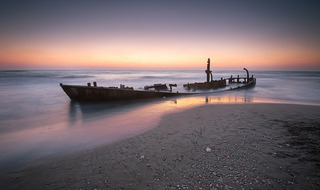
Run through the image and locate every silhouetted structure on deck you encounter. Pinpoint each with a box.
[228,68,255,84]
[183,58,227,90]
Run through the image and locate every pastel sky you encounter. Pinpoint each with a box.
[1,0,319,70]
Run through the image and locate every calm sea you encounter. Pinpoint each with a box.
[0,69,319,173]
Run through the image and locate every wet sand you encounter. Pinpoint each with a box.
[1,103,320,189]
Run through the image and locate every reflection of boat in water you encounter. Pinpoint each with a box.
[60,58,256,102]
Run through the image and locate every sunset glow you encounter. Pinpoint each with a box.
[1,1,319,70]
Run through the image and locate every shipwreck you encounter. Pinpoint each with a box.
[60,58,256,102]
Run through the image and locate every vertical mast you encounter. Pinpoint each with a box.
[205,58,212,83]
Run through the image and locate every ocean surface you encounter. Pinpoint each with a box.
[0,69,320,173]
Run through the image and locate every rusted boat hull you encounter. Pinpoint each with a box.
[183,79,227,90]
[229,78,256,90]
[60,84,188,102]
[60,79,255,102]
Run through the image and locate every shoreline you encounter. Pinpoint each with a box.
[1,103,320,189]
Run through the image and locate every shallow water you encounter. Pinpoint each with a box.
[0,69,319,173]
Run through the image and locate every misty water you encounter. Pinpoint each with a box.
[0,69,319,173]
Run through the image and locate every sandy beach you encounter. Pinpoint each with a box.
[1,103,319,189]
